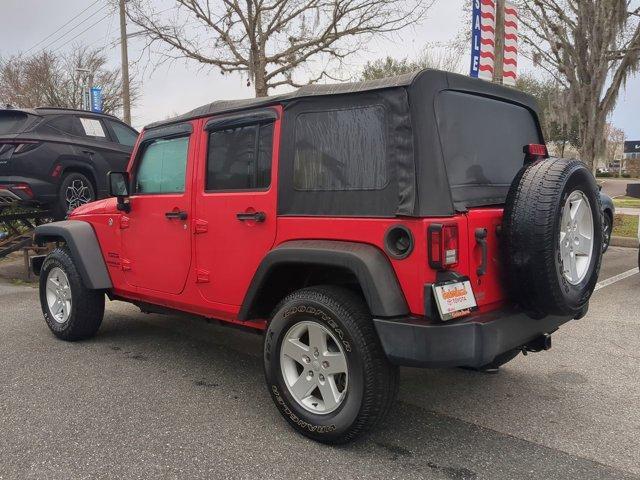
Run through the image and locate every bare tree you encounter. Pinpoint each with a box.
[0,47,139,119]
[516,0,640,171]
[126,0,430,97]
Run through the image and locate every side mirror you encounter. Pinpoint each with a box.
[108,171,131,213]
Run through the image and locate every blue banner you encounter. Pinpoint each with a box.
[90,87,103,113]
[470,0,482,78]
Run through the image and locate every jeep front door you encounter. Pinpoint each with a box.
[121,126,194,295]
[193,108,280,307]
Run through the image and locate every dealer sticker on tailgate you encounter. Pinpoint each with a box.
[432,279,478,321]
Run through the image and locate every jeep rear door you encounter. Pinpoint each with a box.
[193,107,280,307]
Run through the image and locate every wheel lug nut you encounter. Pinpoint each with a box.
[303,355,310,364]
[319,374,325,382]
[322,361,329,369]
[313,348,319,358]
[308,371,314,378]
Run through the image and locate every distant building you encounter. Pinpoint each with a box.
[625,141,640,159]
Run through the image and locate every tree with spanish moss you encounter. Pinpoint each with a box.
[516,0,640,171]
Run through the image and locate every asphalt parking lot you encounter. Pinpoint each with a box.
[1,247,639,480]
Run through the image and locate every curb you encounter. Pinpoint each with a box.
[610,236,639,248]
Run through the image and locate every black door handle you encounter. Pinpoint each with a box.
[165,210,188,220]
[236,211,266,223]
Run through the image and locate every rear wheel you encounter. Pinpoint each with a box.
[39,247,104,341]
[264,286,398,444]
[55,172,95,218]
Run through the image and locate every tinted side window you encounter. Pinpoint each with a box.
[108,120,138,147]
[206,122,273,191]
[293,106,387,191]
[135,136,189,194]
[47,116,84,136]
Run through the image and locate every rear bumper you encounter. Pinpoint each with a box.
[0,187,20,207]
[373,308,574,368]
[0,176,57,206]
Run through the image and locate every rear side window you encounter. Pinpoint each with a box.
[0,111,31,134]
[293,106,387,191]
[47,115,83,136]
[206,122,273,191]
[437,91,541,207]
[135,136,189,194]
[108,120,138,147]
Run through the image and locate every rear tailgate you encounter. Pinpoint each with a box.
[464,208,506,311]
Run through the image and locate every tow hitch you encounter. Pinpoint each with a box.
[522,334,552,355]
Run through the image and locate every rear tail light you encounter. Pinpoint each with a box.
[10,183,34,198]
[428,223,459,270]
[524,143,548,162]
[0,140,40,157]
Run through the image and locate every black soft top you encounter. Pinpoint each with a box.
[146,70,543,217]
[147,70,537,129]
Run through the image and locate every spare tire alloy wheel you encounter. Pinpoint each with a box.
[502,159,603,318]
[559,191,594,285]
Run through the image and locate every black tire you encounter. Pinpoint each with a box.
[502,159,603,318]
[602,211,612,253]
[55,172,96,219]
[39,247,104,341]
[264,286,398,444]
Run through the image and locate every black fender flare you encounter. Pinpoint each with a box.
[238,240,409,320]
[34,220,112,290]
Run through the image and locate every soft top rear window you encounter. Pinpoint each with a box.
[436,91,541,210]
[0,111,32,135]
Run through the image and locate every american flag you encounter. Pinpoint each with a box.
[502,2,519,86]
[478,0,497,81]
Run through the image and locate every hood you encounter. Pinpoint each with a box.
[69,197,118,216]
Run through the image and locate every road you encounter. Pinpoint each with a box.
[1,248,639,480]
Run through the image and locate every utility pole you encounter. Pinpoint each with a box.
[119,0,132,125]
[493,0,505,85]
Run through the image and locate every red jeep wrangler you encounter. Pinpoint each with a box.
[33,70,603,444]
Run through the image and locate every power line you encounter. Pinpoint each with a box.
[24,0,102,54]
[51,11,113,54]
[43,4,110,54]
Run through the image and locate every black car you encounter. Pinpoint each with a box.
[0,108,138,217]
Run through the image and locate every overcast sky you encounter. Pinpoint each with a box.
[1,0,638,139]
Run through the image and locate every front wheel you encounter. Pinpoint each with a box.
[39,247,105,341]
[264,286,398,444]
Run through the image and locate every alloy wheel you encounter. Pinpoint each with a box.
[45,267,72,324]
[280,321,349,415]
[65,179,93,212]
[559,190,594,285]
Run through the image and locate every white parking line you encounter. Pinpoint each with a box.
[594,268,640,291]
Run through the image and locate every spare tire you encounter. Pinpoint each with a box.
[502,159,603,318]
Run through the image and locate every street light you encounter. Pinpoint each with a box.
[75,68,92,111]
